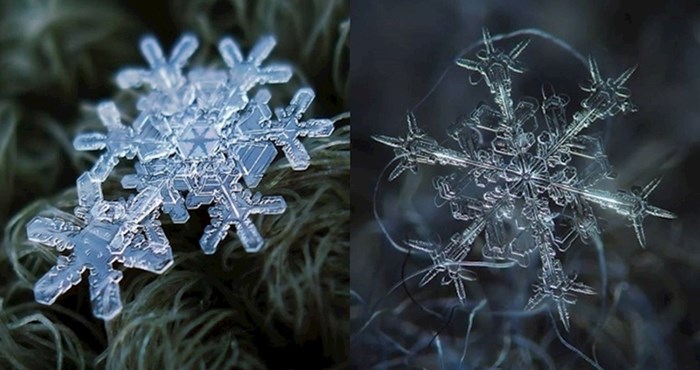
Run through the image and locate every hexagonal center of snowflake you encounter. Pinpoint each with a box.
[177,122,221,159]
[504,153,549,196]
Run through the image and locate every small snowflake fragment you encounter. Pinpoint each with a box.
[27,33,333,320]
[373,29,675,330]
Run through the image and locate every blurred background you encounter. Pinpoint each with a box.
[0,0,348,369]
[351,0,700,368]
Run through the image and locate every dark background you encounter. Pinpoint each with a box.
[351,0,700,368]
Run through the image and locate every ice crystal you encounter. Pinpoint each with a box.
[27,34,333,319]
[373,29,675,331]
[28,174,172,320]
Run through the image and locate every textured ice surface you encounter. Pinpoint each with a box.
[28,34,333,320]
[373,29,674,330]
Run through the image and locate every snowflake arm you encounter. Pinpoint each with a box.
[524,251,596,331]
[116,33,198,91]
[200,189,287,254]
[372,112,425,180]
[74,102,176,181]
[76,172,103,211]
[73,102,135,181]
[371,113,507,179]
[571,177,676,247]
[120,211,174,274]
[406,204,494,304]
[232,88,334,171]
[26,217,79,254]
[543,57,637,159]
[166,156,287,254]
[218,36,293,99]
[269,88,335,170]
[407,229,479,304]
[456,29,529,121]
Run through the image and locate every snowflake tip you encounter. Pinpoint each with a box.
[641,176,662,197]
[139,35,167,67]
[371,134,402,149]
[73,132,106,152]
[97,101,122,130]
[615,64,637,87]
[588,56,602,83]
[418,267,441,287]
[117,33,198,90]
[26,217,76,251]
[634,222,648,249]
[115,69,143,90]
[169,33,199,67]
[509,38,531,59]
[218,35,292,85]
[406,111,424,136]
[76,172,103,209]
[287,88,315,116]
[89,269,124,320]
[34,264,77,305]
[371,133,416,181]
[455,57,480,72]
[557,301,571,331]
[481,28,494,52]
[218,37,245,66]
[390,162,416,182]
[248,35,277,65]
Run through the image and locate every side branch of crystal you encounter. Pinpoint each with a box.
[27,33,333,320]
[373,28,674,330]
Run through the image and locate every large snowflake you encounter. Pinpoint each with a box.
[27,34,334,320]
[373,29,674,330]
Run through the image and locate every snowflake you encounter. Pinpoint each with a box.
[373,29,675,331]
[27,174,172,320]
[27,34,334,319]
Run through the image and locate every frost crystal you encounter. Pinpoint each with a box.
[27,34,333,319]
[373,29,674,331]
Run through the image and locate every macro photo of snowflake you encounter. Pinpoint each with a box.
[373,28,675,331]
[8,0,700,369]
[348,4,700,366]
[25,33,335,320]
[0,1,351,368]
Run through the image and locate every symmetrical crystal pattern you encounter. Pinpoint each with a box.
[373,29,674,330]
[27,34,334,320]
